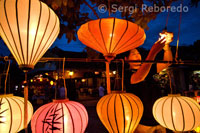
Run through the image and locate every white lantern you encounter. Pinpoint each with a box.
[0,0,60,69]
[0,94,33,133]
[153,94,200,132]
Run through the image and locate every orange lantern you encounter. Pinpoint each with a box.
[31,99,88,133]
[78,18,146,93]
[97,91,144,133]
[0,94,33,133]
[153,94,200,132]
[0,0,60,70]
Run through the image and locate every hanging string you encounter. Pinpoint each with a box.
[175,0,183,61]
[121,59,124,92]
[165,9,170,29]
[4,56,10,94]
[62,58,68,99]
[108,0,111,16]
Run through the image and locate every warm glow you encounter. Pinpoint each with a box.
[0,94,33,133]
[0,0,60,69]
[159,31,173,44]
[97,92,143,132]
[30,79,33,82]
[31,99,88,133]
[69,71,74,76]
[82,79,86,82]
[50,81,54,86]
[113,71,116,75]
[78,18,146,57]
[153,94,200,132]
[195,126,200,133]
[40,78,43,82]
[95,71,99,75]
[45,73,49,76]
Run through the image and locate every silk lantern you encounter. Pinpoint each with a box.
[78,18,146,93]
[97,91,144,133]
[153,94,200,132]
[0,94,33,133]
[31,99,88,133]
[0,0,60,70]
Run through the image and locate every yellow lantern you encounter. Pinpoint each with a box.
[0,94,33,133]
[0,0,60,70]
[97,91,144,133]
[153,94,200,132]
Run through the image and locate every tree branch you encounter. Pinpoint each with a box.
[83,0,99,19]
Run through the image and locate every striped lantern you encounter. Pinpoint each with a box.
[96,91,144,133]
[0,94,33,133]
[0,0,60,69]
[153,94,200,132]
[31,99,88,133]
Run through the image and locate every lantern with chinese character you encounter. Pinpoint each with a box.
[153,94,200,132]
[78,18,145,93]
[97,91,143,133]
[0,94,33,133]
[31,99,88,133]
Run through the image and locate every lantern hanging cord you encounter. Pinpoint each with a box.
[108,0,111,16]
[175,0,183,61]
[121,59,124,92]
[165,9,170,29]
[63,57,68,99]
[4,56,10,94]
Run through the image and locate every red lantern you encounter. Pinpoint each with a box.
[31,99,88,133]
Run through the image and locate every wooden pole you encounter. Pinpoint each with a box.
[106,61,111,94]
[24,71,28,133]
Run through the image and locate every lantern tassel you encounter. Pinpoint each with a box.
[106,61,111,94]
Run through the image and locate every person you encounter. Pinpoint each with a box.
[98,83,105,97]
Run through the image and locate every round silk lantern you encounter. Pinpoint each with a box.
[0,94,33,133]
[0,0,60,70]
[97,91,144,133]
[153,94,200,132]
[31,99,88,133]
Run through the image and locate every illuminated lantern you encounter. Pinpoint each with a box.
[0,94,33,133]
[0,0,60,70]
[153,94,200,132]
[78,18,145,93]
[97,92,143,132]
[31,99,88,133]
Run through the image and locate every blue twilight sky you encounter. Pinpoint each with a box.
[52,0,200,52]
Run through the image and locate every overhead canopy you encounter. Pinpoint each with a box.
[78,17,146,58]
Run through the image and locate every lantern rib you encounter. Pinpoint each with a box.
[161,98,169,129]
[3,0,23,64]
[27,0,31,64]
[108,18,116,53]
[115,32,144,54]
[10,97,23,132]
[114,94,120,133]
[68,102,83,133]
[122,94,133,133]
[106,94,115,132]
[113,26,139,54]
[31,11,58,65]
[34,27,59,66]
[175,97,185,131]
[30,5,51,65]
[5,98,13,133]
[64,103,75,133]
[0,24,21,64]
[99,19,108,54]
[111,20,128,54]
[180,97,196,130]
[171,97,176,131]
[125,94,140,131]
[119,94,125,133]
[15,0,26,64]
[72,102,88,128]
[88,21,105,53]
[29,2,42,65]
[39,104,55,133]
[60,103,65,133]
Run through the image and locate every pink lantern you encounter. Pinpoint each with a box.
[31,99,88,133]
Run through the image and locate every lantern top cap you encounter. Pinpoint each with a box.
[0,94,13,98]
[53,99,69,103]
[167,94,181,97]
